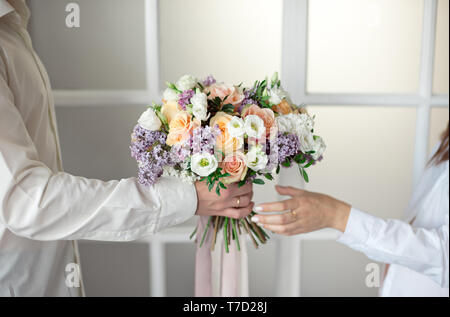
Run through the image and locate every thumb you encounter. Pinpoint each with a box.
[275,185,305,197]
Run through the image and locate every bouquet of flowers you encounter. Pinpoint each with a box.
[130,73,326,252]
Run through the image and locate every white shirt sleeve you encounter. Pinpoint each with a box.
[337,208,449,288]
[0,63,198,242]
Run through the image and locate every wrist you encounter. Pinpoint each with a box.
[327,198,351,232]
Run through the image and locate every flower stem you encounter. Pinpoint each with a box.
[231,219,241,251]
[224,217,230,253]
[199,217,211,248]
[211,216,220,252]
[241,219,259,249]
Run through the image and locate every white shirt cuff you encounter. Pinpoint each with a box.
[154,177,198,232]
[336,207,376,248]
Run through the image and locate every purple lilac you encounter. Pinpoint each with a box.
[277,132,300,164]
[203,75,216,87]
[239,88,256,113]
[130,125,175,186]
[191,126,221,155]
[178,89,195,110]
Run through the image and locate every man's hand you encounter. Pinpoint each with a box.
[251,185,351,235]
[195,181,254,219]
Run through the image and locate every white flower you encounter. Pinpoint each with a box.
[176,74,197,91]
[276,114,295,134]
[268,87,289,105]
[297,113,314,132]
[191,91,209,121]
[246,145,269,171]
[163,88,179,102]
[191,152,218,177]
[244,115,266,139]
[227,117,245,138]
[138,108,162,131]
[276,113,315,135]
[311,136,326,160]
[297,128,315,154]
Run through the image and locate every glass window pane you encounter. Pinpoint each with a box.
[307,0,423,94]
[433,0,449,95]
[29,0,147,90]
[429,107,449,155]
[55,105,147,180]
[159,0,282,86]
[302,106,416,220]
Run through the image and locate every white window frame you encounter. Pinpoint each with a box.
[52,0,449,297]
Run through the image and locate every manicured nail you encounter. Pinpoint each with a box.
[251,216,259,223]
[254,206,263,212]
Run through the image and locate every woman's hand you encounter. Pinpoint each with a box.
[195,181,254,219]
[251,185,351,235]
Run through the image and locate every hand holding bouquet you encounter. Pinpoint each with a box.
[131,73,326,252]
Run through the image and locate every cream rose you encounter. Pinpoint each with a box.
[272,99,293,115]
[166,111,200,146]
[220,151,248,184]
[210,112,243,155]
[161,100,181,124]
[206,83,245,111]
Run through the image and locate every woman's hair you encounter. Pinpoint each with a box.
[429,122,449,166]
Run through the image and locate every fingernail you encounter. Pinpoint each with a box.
[251,216,259,223]
[254,206,263,212]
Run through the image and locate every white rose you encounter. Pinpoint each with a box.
[163,88,179,102]
[191,152,218,177]
[138,108,162,131]
[176,74,197,91]
[311,136,326,160]
[268,87,289,105]
[244,115,266,139]
[297,128,315,154]
[246,145,269,171]
[297,113,314,132]
[227,117,245,138]
[191,92,208,121]
[276,114,295,134]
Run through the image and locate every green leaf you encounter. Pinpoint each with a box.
[276,165,281,174]
[303,160,314,169]
[281,159,291,168]
[238,180,246,188]
[294,153,305,164]
[299,167,310,183]
[252,179,265,185]
[219,182,227,189]
[264,173,274,181]
[222,104,235,113]
[215,185,221,196]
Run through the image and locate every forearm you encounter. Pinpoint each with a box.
[337,208,449,287]
[1,166,197,241]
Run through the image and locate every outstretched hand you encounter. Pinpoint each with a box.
[251,185,351,235]
[195,181,254,219]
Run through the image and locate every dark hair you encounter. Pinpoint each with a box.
[429,122,449,166]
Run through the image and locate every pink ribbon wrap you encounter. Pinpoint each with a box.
[195,216,249,297]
